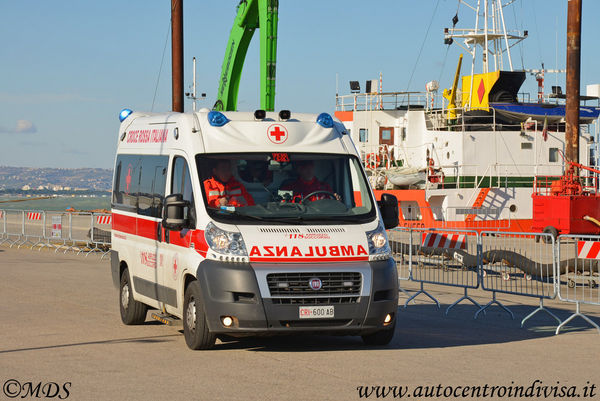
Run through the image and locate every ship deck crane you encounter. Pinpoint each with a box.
[213,0,279,112]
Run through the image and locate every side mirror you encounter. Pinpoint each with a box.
[163,194,189,231]
[377,193,399,230]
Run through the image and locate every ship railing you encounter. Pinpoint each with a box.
[533,174,599,196]
[336,91,440,112]
[425,107,526,133]
[432,163,557,191]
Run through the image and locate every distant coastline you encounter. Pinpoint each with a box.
[0,195,111,212]
[0,166,112,193]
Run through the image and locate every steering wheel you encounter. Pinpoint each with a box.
[301,190,337,204]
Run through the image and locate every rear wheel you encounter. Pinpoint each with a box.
[183,280,216,350]
[362,320,396,346]
[119,268,147,325]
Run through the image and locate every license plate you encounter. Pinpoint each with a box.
[299,305,334,319]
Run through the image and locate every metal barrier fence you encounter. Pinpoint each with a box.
[0,209,112,259]
[407,228,481,315]
[388,227,412,298]
[479,231,559,325]
[556,234,600,335]
[0,210,6,243]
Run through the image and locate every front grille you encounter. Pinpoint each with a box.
[267,272,362,297]
[271,297,359,305]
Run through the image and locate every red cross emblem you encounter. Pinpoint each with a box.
[173,255,179,279]
[267,124,288,144]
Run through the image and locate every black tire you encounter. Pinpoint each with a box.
[183,280,216,350]
[119,268,147,325]
[361,319,396,346]
[542,226,558,244]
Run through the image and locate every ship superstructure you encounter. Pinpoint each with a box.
[335,0,600,233]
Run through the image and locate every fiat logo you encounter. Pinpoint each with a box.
[309,278,322,290]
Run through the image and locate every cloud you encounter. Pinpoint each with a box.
[0,119,37,134]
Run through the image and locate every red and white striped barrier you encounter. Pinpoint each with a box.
[421,232,467,250]
[27,212,42,221]
[577,241,600,260]
[96,215,112,225]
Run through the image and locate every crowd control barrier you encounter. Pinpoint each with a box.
[406,228,482,315]
[479,231,559,326]
[388,227,412,297]
[555,234,600,335]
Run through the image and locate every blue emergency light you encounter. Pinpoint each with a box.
[316,112,333,128]
[208,111,229,127]
[119,108,133,122]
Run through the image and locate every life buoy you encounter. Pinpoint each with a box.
[366,153,380,169]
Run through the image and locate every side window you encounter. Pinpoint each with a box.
[171,156,195,224]
[112,154,140,211]
[138,156,168,218]
[549,148,559,163]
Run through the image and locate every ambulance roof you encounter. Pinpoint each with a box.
[117,110,356,156]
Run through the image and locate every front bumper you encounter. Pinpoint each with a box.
[195,258,398,335]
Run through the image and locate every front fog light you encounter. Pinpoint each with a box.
[221,316,234,327]
[384,313,392,324]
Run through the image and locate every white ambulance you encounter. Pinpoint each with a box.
[110,108,400,350]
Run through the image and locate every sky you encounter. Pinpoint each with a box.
[2,0,600,169]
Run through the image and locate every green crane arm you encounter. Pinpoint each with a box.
[213,0,278,112]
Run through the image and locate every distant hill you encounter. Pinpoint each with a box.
[0,166,113,191]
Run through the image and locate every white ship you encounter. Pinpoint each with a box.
[335,0,600,234]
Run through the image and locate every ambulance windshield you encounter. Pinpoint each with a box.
[197,153,376,224]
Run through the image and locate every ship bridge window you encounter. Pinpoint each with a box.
[549,148,559,163]
[359,129,368,142]
[379,127,394,145]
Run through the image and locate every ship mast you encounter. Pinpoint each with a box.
[444,0,527,107]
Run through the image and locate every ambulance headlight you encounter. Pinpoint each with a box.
[205,222,248,258]
[316,112,334,128]
[119,108,133,122]
[208,111,229,127]
[366,223,391,260]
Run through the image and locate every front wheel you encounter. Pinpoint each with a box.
[119,268,147,325]
[362,320,396,346]
[183,281,216,350]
